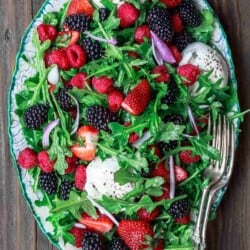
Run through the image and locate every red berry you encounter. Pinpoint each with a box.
[176,213,190,224]
[44,49,71,70]
[37,24,58,43]
[124,122,140,144]
[150,162,168,179]
[154,183,170,201]
[154,239,165,250]
[17,148,38,169]
[160,0,182,8]
[128,51,140,59]
[69,227,85,248]
[68,72,89,89]
[179,150,201,164]
[65,155,78,174]
[108,89,124,112]
[66,44,87,68]
[74,165,87,190]
[58,30,80,45]
[169,45,182,64]
[171,13,184,33]
[152,65,170,83]
[134,25,151,44]
[137,207,161,222]
[178,64,200,86]
[67,0,94,18]
[37,151,54,173]
[117,3,140,28]
[92,76,114,94]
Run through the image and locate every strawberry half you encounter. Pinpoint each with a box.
[79,213,113,233]
[37,24,58,43]
[150,162,168,179]
[122,79,151,115]
[179,150,201,164]
[118,220,154,250]
[67,0,94,18]
[57,30,80,46]
[165,165,188,183]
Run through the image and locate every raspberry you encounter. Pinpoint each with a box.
[37,151,54,173]
[179,150,201,164]
[134,25,151,44]
[171,13,184,33]
[108,89,124,113]
[68,72,89,89]
[69,227,85,248]
[44,49,71,70]
[117,3,139,28]
[178,64,200,86]
[17,148,38,169]
[66,44,87,68]
[152,65,170,83]
[74,165,87,190]
[92,76,114,94]
[160,0,182,8]
[37,24,58,43]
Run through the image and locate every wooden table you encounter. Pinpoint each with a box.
[0,0,249,249]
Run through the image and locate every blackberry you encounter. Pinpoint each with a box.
[39,172,58,195]
[178,0,202,27]
[164,114,185,125]
[172,31,193,51]
[158,140,178,152]
[99,8,110,22]
[162,81,179,105]
[147,6,173,42]
[56,86,75,111]
[168,192,189,219]
[82,231,104,250]
[86,105,118,131]
[60,179,73,200]
[23,104,49,129]
[111,238,129,250]
[64,14,90,32]
[80,38,105,61]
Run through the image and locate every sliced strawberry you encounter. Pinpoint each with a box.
[68,72,89,89]
[118,220,154,250]
[66,44,87,68]
[179,150,201,164]
[79,213,113,233]
[137,207,161,222]
[37,24,58,43]
[44,49,71,70]
[122,79,151,115]
[92,76,114,94]
[134,25,151,44]
[67,0,94,18]
[117,3,140,28]
[71,144,97,162]
[150,162,168,179]
[74,165,87,190]
[57,30,80,46]
[160,0,182,8]
[77,125,99,143]
[69,227,85,247]
[108,89,124,113]
[176,213,190,224]
[165,165,188,183]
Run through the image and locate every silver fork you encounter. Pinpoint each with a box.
[199,119,235,250]
[193,115,228,245]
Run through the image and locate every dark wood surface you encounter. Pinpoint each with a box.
[0,0,249,249]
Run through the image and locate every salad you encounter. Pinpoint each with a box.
[13,0,240,249]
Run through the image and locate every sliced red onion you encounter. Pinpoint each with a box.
[150,31,176,64]
[188,105,200,138]
[42,119,60,148]
[169,156,175,199]
[199,105,210,109]
[133,131,152,149]
[84,31,118,45]
[74,223,86,229]
[151,38,164,65]
[70,95,80,135]
[87,195,119,226]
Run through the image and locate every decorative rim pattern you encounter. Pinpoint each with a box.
[7,0,240,249]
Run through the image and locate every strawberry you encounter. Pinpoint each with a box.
[137,207,161,222]
[124,122,140,144]
[177,64,200,86]
[118,220,154,250]
[37,24,58,43]
[65,155,78,174]
[166,165,188,182]
[176,213,190,224]
[44,49,71,70]
[122,79,151,115]
[68,72,89,89]
[148,145,162,158]
[17,148,38,169]
[79,213,113,233]
[150,162,168,179]
[71,125,99,161]
[179,150,201,164]
[37,151,54,173]
[154,239,164,250]
[74,165,87,190]
[66,44,87,68]
[69,227,85,247]
[169,45,182,64]
[160,0,182,8]
[154,183,170,201]
[171,13,184,33]
[92,76,114,94]
[134,25,151,44]
[117,3,140,28]
[67,0,94,18]
[57,30,80,46]
[152,65,170,83]
[108,89,124,112]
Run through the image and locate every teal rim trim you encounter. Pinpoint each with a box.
[7,0,241,249]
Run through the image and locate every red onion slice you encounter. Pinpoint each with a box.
[84,31,118,45]
[169,156,175,199]
[151,31,176,64]
[133,130,152,149]
[87,196,119,226]
[42,119,60,148]
[70,95,80,135]
[152,38,164,65]
[188,105,200,138]
[74,223,86,229]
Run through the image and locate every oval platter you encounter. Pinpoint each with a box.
[8,0,240,249]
